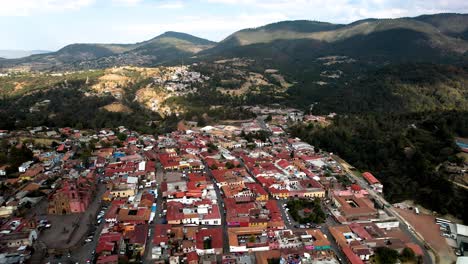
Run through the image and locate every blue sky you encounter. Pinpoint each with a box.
[1,0,467,50]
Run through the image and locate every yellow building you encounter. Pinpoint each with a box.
[110,187,135,198]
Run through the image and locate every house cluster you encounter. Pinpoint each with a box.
[147,122,351,263]
[0,114,428,264]
[0,217,38,263]
[152,224,224,262]
[153,66,209,95]
[162,171,221,227]
[95,197,153,263]
[0,126,159,263]
[241,106,337,128]
[329,223,424,264]
[0,127,102,262]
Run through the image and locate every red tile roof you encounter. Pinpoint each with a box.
[166,202,184,222]
[204,204,221,220]
[348,223,372,240]
[97,255,118,264]
[153,224,171,245]
[96,233,122,254]
[362,172,380,185]
[405,243,424,256]
[186,251,199,263]
[276,159,290,169]
[196,228,223,250]
[245,183,268,196]
[129,224,148,245]
[351,184,362,192]
[342,246,365,264]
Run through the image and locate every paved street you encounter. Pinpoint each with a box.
[203,163,230,254]
[144,162,165,262]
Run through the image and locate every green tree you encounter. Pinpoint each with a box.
[226,162,235,169]
[400,247,416,262]
[375,247,399,264]
[117,133,127,141]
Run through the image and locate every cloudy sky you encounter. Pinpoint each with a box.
[1,0,467,50]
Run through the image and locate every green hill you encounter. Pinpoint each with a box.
[413,13,468,40]
[205,14,468,64]
[0,32,216,71]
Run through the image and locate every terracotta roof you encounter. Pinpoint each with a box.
[129,224,148,245]
[342,246,365,264]
[186,251,199,263]
[117,208,151,223]
[153,224,171,245]
[348,223,372,240]
[362,172,380,185]
[97,255,118,264]
[351,184,362,192]
[196,228,223,250]
[405,242,424,256]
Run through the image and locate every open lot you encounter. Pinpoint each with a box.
[395,208,456,264]
[37,184,105,253]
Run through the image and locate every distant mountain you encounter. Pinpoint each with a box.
[84,31,216,68]
[413,13,468,40]
[0,50,51,59]
[204,14,468,64]
[0,32,216,70]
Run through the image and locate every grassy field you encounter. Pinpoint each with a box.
[18,137,58,146]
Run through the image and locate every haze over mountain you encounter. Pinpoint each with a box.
[0,31,216,70]
[0,50,51,59]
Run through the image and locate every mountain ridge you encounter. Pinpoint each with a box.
[0,31,217,70]
[1,13,467,71]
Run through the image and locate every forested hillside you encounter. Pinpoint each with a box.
[290,112,468,222]
[287,63,468,113]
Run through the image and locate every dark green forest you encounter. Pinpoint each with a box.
[290,111,468,223]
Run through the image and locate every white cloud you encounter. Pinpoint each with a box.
[204,0,468,23]
[115,12,289,41]
[111,0,184,8]
[0,0,94,16]
[111,0,143,6]
[158,2,185,9]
